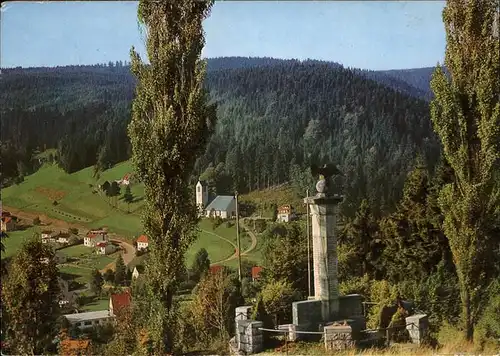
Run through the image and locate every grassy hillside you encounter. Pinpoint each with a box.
[1,161,260,267]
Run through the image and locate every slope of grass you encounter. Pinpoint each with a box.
[0,227,38,259]
[2,159,268,267]
[2,162,145,234]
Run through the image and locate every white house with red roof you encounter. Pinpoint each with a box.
[136,235,149,251]
[95,241,115,255]
[116,173,132,186]
[84,229,108,247]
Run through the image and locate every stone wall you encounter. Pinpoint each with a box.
[237,320,263,354]
[324,324,355,351]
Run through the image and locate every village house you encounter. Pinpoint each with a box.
[84,229,108,247]
[56,231,73,244]
[95,241,115,255]
[132,265,145,279]
[251,266,263,282]
[63,310,113,330]
[41,230,56,243]
[116,173,132,186]
[109,290,132,317]
[1,212,16,232]
[277,205,295,222]
[136,235,149,251]
[62,290,131,331]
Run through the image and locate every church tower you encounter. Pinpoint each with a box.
[195,180,208,214]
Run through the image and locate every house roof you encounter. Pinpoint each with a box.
[137,235,148,243]
[110,290,131,311]
[205,195,235,212]
[1,211,11,218]
[209,265,223,274]
[96,242,107,247]
[57,232,71,238]
[41,230,53,234]
[251,266,263,279]
[63,310,111,323]
[197,180,207,187]
[59,339,90,352]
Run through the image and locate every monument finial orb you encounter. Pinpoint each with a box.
[310,163,342,195]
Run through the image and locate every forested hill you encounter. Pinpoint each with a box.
[0,57,441,216]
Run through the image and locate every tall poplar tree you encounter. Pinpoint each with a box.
[430,0,500,340]
[128,1,217,353]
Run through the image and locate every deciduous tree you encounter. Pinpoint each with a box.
[127,1,217,351]
[430,0,500,340]
[1,236,61,354]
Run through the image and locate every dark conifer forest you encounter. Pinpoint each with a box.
[1,57,441,216]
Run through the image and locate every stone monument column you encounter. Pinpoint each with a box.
[305,164,343,322]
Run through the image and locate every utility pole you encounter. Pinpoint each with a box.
[235,191,242,285]
[306,188,311,297]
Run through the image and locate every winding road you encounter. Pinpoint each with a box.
[203,218,258,265]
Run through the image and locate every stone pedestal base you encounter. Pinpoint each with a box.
[324,324,355,351]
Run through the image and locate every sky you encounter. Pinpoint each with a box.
[1,1,446,71]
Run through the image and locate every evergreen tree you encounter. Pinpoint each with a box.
[90,269,104,295]
[114,254,126,286]
[430,0,500,340]
[128,1,216,352]
[381,159,453,283]
[1,236,61,354]
[122,185,134,213]
[344,199,383,279]
[191,248,210,282]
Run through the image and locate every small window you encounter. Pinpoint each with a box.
[197,186,201,192]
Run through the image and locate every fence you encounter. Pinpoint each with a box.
[236,322,419,355]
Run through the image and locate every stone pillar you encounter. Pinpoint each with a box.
[304,194,343,322]
[405,314,429,345]
[237,320,263,354]
[235,306,252,347]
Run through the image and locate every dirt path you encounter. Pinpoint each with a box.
[240,219,258,256]
[202,219,259,265]
[3,205,136,271]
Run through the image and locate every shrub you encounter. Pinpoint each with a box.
[52,200,58,206]
[33,216,41,226]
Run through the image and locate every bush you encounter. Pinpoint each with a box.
[474,280,500,351]
[33,216,41,226]
[52,200,58,206]
[225,221,234,228]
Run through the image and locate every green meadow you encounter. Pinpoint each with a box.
[2,161,263,268]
